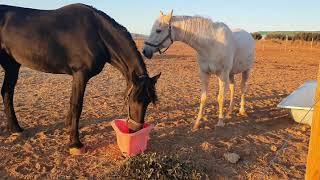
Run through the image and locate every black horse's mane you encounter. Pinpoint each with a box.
[134,78,158,104]
[84,4,144,65]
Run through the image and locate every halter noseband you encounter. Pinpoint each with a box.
[125,74,148,130]
[144,25,173,54]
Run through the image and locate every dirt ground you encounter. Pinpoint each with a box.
[0,40,319,179]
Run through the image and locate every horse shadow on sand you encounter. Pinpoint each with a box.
[143,91,298,178]
[0,89,300,178]
[149,54,193,61]
[0,89,292,142]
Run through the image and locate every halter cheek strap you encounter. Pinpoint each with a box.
[144,25,173,54]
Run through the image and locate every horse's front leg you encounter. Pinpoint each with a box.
[193,71,209,130]
[68,71,89,155]
[216,71,229,127]
[1,61,22,133]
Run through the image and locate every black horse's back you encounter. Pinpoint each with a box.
[0,4,109,75]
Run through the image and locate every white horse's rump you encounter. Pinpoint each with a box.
[143,11,255,129]
[231,29,255,74]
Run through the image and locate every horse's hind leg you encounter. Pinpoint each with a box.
[238,70,250,116]
[226,74,235,118]
[0,59,22,133]
[193,71,209,130]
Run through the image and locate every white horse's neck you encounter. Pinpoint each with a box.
[171,16,216,55]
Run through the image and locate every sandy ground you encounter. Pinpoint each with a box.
[0,40,319,179]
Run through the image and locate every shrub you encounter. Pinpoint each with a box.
[292,32,320,41]
[110,153,207,179]
[265,33,292,41]
[251,32,262,40]
[264,32,320,42]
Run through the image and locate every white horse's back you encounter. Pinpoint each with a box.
[231,29,255,74]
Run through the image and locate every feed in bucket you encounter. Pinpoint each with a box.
[111,119,154,157]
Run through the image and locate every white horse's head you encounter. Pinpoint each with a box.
[143,10,174,59]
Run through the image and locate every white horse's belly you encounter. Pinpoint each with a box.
[198,55,231,75]
[199,60,217,74]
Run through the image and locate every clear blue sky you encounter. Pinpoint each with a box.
[1,0,319,34]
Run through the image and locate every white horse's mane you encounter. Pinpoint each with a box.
[171,15,229,42]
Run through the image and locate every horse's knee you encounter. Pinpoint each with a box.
[217,93,223,103]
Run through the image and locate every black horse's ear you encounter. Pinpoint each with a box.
[132,70,139,84]
[151,72,161,84]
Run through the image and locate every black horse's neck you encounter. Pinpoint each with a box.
[110,49,147,84]
[106,28,147,83]
[93,8,147,84]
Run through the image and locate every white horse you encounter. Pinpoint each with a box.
[143,11,255,129]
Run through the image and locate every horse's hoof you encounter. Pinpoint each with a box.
[11,132,23,137]
[192,126,199,132]
[237,111,248,117]
[69,146,86,155]
[7,125,23,133]
[192,123,200,132]
[215,120,225,127]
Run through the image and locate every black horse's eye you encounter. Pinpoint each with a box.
[156,29,162,33]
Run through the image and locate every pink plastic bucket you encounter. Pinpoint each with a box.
[111,119,154,157]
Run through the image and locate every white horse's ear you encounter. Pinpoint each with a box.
[160,10,164,16]
[169,9,173,17]
[168,10,173,23]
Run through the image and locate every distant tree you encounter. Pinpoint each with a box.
[251,32,262,40]
[264,32,320,42]
[292,32,320,42]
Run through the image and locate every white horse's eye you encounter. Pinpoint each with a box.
[156,29,162,33]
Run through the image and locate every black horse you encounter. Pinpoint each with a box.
[0,4,160,151]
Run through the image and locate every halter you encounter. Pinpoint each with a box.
[125,74,148,130]
[144,25,173,54]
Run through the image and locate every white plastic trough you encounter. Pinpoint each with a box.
[277,80,317,126]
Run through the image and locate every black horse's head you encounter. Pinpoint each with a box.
[126,71,161,131]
